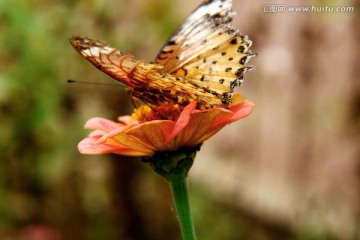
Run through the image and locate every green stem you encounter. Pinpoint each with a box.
[144,146,201,240]
[169,176,197,240]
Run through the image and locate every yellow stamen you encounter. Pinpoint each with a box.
[131,103,182,123]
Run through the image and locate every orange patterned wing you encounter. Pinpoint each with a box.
[70,36,225,109]
[155,0,255,105]
[70,37,145,88]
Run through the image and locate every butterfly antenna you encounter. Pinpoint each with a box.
[126,89,159,113]
[145,102,157,113]
[67,79,126,87]
[127,89,143,109]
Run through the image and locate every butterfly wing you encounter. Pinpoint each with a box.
[172,35,256,95]
[70,0,255,109]
[70,36,144,88]
[155,0,236,72]
[155,0,255,105]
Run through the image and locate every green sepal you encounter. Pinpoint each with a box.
[143,145,201,181]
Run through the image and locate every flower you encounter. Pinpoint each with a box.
[78,93,255,157]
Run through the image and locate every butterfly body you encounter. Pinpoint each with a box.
[70,0,255,110]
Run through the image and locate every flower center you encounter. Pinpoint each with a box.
[131,103,182,123]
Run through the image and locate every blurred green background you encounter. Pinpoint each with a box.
[0,0,359,239]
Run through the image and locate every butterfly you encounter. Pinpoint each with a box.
[70,0,256,110]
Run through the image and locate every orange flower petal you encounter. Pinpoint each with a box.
[78,94,255,157]
[175,108,231,146]
[117,120,177,152]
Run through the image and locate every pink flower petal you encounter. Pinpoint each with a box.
[118,115,136,124]
[78,136,153,156]
[84,117,122,132]
[96,124,134,144]
[165,101,197,144]
[88,130,107,137]
[78,137,127,154]
[212,101,255,129]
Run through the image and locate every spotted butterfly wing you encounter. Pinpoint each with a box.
[155,0,255,103]
[155,0,237,70]
[70,0,255,109]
